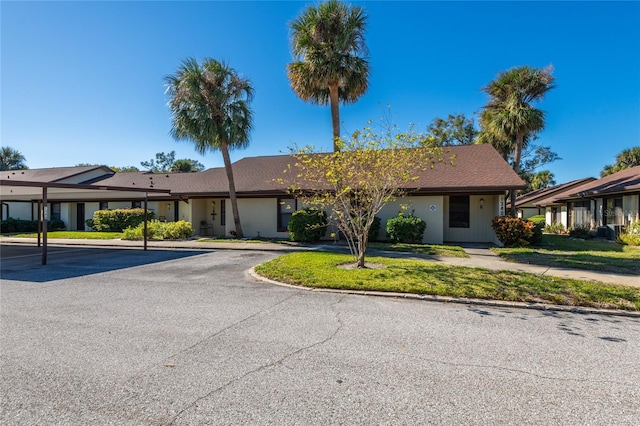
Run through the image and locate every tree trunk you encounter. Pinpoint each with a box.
[329,83,340,152]
[510,133,525,217]
[356,232,368,268]
[220,141,244,238]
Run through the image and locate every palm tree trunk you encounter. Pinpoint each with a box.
[329,83,340,152]
[220,141,244,238]
[510,133,525,217]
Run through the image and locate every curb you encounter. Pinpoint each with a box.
[247,267,640,318]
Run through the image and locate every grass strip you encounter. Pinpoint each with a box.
[492,235,640,275]
[6,231,123,239]
[255,251,640,311]
[368,242,468,257]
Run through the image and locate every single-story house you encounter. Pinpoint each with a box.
[534,165,640,237]
[512,177,596,220]
[1,144,526,245]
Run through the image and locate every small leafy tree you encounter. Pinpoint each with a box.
[140,151,205,173]
[282,120,446,268]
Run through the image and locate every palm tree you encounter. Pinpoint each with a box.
[601,146,640,176]
[165,58,253,238]
[531,170,556,191]
[288,0,370,151]
[478,65,555,216]
[0,147,28,171]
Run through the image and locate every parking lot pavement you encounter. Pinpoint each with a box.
[1,247,639,425]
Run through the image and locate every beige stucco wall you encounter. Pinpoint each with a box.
[57,168,111,184]
[236,198,286,239]
[379,196,444,244]
[443,195,501,245]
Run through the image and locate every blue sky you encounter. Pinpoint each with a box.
[2,1,639,184]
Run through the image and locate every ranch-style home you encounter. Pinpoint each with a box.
[1,144,525,245]
[533,165,640,238]
[512,177,596,220]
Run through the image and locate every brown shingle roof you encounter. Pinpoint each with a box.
[535,165,640,206]
[8,145,523,199]
[2,166,113,183]
[227,144,525,195]
[513,177,596,208]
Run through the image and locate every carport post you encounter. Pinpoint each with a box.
[143,194,148,251]
[42,187,48,265]
[37,200,41,248]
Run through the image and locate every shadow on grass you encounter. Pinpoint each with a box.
[494,235,640,275]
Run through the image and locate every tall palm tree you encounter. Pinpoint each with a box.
[0,147,28,171]
[165,58,253,238]
[531,170,556,191]
[478,65,555,216]
[601,146,640,176]
[288,0,370,151]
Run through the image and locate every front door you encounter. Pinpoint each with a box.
[77,203,85,230]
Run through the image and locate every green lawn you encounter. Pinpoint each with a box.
[368,242,468,257]
[254,251,640,311]
[492,234,640,275]
[5,231,123,239]
[197,238,467,257]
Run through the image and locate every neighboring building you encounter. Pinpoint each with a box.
[1,145,525,245]
[512,178,596,220]
[535,165,640,237]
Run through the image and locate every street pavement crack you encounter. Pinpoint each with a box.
[95,290,303,417]
[405,353,639,388]
[168,295,346,425]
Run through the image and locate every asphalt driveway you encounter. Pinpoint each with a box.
[1,246,639,424]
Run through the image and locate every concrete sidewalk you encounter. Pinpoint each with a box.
[1,236,638,287]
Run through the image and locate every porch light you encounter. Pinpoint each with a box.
[479,198,484,209]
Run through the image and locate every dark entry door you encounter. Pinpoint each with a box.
[77,203,85,230]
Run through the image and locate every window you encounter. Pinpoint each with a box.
[277,198,297,232]
[220,199,226,226]
[132,201,142,209]
[449,196,469,228]
[51,202,61,221]
[604,197,623,225]
[570,201,591,227]
[99,201,108,210]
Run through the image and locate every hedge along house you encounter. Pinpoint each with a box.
[534,165,640,238]
[1,145,525,245]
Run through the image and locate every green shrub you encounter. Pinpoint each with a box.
[122,220,193,240]
[568,225,592,239]
[368,216,382,242]
[526,214,546,225]
[492,216,534,247]
[386,214,426,244]
[544,222,565,234]
[618,221,640,246]
[287,208,327,242]
[89,208,154,232]
[162,221,194,239]
[529,220,544,245]
[1,217,65,233]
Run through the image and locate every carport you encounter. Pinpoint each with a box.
[0,179,170,264]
